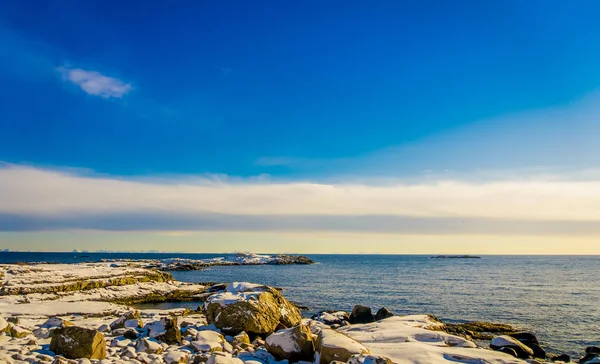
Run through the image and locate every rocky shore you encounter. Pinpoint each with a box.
[0,262,596,364]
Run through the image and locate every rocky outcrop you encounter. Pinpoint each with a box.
[316,328,369,364]
[265,324,315,362]
[49,326,107,359]
[434,320,518,340]
[349,305,374,324]
[205,282,301,335]
[580,347,600,364]
[490,335,534,359]
[374,307,393,321]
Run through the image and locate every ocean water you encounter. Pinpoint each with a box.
[1,252,598,356]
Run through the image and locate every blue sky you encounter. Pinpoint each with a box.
[1,1,599,253]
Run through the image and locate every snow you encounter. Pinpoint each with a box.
[205,282,266,308]
[266,327,300,353]
[319,328,369,353]
[338,316,525,364]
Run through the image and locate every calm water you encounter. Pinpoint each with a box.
[1,252,598,356]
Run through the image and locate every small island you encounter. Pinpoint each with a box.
[430,255,482,259]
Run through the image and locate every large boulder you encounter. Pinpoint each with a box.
[349,306,374,324]
[204,282,301,335]
[374,308,394,321]
[316,328,369,364]
[490,335,534,359]
[49,326,107,359]
[508,332,545,359]
[147,316,181,344]
[265,324,315,362]
[580,347,600,364]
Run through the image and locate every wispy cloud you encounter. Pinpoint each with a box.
[58,67,132,98]
[1,164,599,235]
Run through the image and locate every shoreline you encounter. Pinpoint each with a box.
[0,261,595,363]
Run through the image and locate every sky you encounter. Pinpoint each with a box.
[1,1,599,254]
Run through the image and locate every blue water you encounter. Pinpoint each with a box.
[1,252,598,356]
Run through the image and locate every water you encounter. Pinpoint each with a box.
[1,252,598,356]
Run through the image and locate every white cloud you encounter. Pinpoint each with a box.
[1,165,599,226]
[58,67,132,98]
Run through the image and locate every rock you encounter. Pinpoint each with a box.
[316,328,369,364]
[347,354,394,364]
[588,347,600,355]
[265,324,315,362]
[163,350,189,364]
[374,308,394,321]
[490,335,534,359]
[312,311,351,326]
[232,332,250,346]
[205,282,301,335]
[508,332,545,359]
[41,317,73,329]
[8,324,31,338]
[147,316,181,344]
[111,311,143,330]
[498,347,518,358]
[124,329,139,340]
[97,324,110,333]
[0,316,8,332]
[135,338,164,354]
[547,353,570,362]
[121,346,137,358]
[206,352,244,364]
[580,355,600,364]
[6,317,20,325]
[580,348,600,364]
[50,326,107,359]
[190,330,225,352]
[349,305,374,324]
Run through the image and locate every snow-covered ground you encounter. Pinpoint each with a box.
[0,264,555,363]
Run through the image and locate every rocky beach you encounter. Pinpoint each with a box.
[0,259,597,364]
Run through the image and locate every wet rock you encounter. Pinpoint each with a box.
[374,308,394,321]
[265,324,315,362]
[580,347,600,364]
[50,326,107,360]
[547,353,570,362]
[508,332,545,359]
[349,305,374,324]
[498,347,518,358]
[316,328,369,364]
[490,335,534,359]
